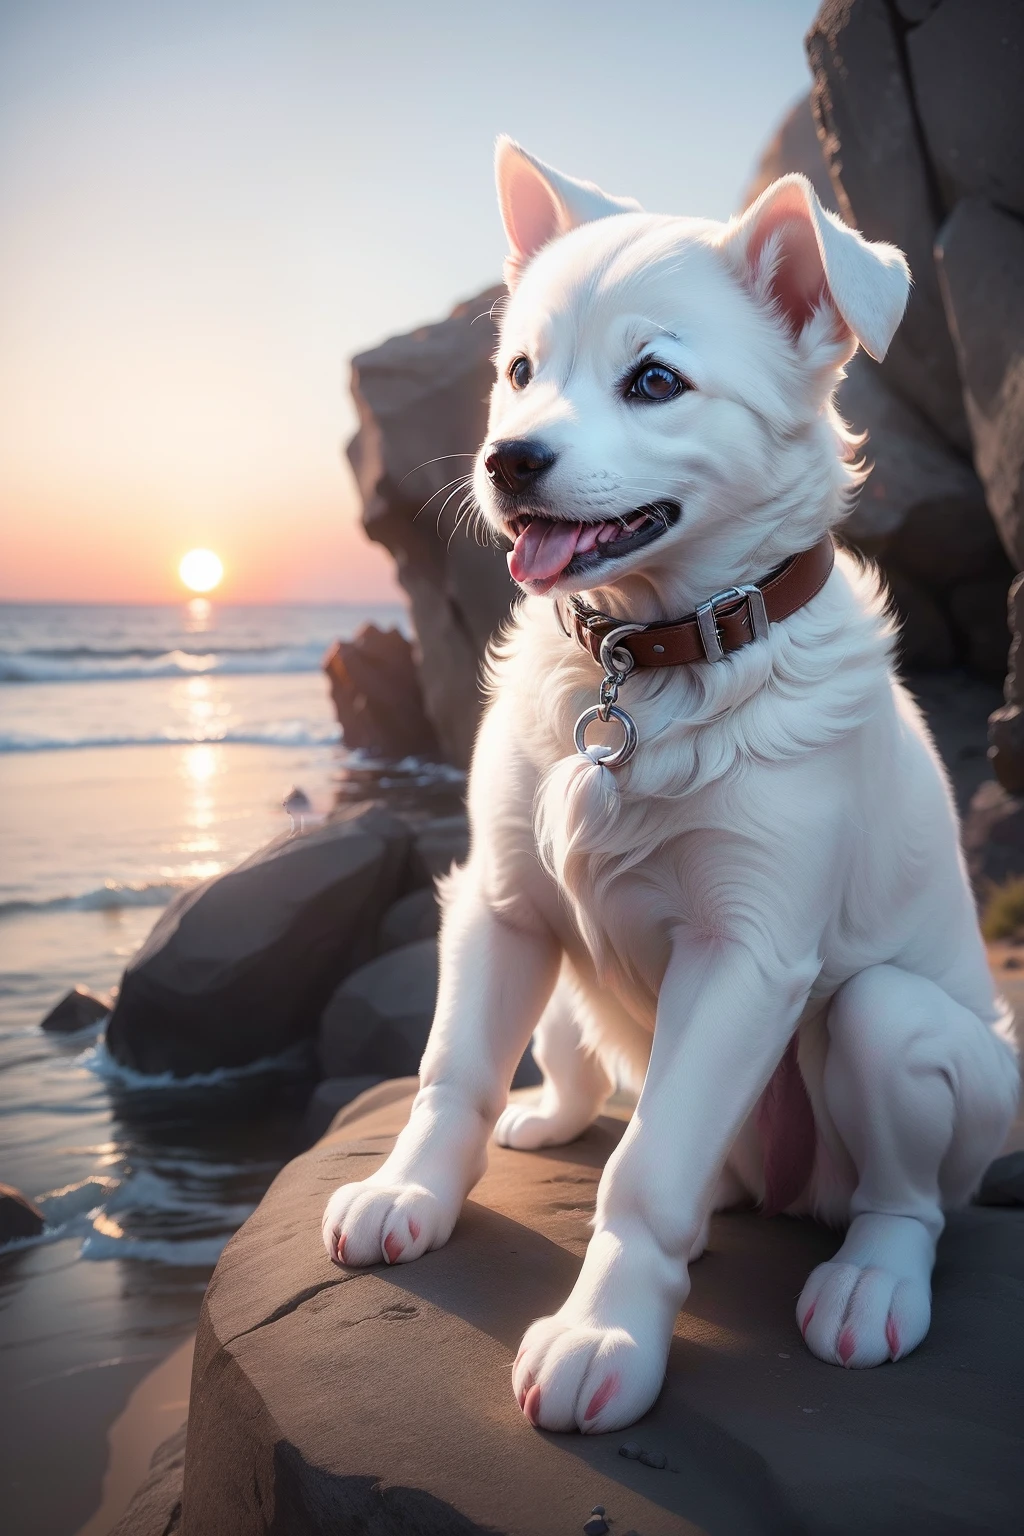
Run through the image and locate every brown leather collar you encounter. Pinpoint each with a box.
[568,536,835,669]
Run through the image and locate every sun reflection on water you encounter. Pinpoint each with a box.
[184,596,213,633]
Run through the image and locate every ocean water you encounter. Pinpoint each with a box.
[0,598,453,1535]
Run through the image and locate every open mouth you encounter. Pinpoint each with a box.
[504,500,681,595]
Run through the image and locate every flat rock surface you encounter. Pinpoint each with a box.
[185,1084,1024,1534]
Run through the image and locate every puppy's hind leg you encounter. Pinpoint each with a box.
[495,975,613,1151]
[798,965,1018,1369]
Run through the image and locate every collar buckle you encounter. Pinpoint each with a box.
[695,583,770,663]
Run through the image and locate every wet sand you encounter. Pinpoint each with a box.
[75,1335,193,1536]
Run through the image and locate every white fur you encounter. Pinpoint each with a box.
[323,144,1019,1433]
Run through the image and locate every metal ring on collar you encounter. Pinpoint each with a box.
[573,704,639,768]
[597,622,646,680]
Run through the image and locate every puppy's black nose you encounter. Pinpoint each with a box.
[484,439,556,496]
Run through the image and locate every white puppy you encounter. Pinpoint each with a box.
[324,140,1020,1433]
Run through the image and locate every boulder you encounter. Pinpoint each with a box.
[989,576,1024,794]
[301,1077,386,1147]
[106,805,413,1077]
[183,1085,1024,1535]
[377,888,439,953]
[40,985,109,1033]
[962,779,1024,890]
[948,577,1015,679]
[323,625,440,762]
[884,570,955,671]
[977,1151,1024,1208]
[936,198,1024,571]
[838,355,991,561]
[318,940,437,1081]
[0,1182,44,1243]
[318,939,539,1090]
[907,0,1024,219]
[807,0,970,449]
[348,287,515,767]
[412,814,469,881]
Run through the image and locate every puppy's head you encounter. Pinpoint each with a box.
[475,139,910,607]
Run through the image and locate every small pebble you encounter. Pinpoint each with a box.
[583,1520,608,1536]
[619,1441,642,1459]
[639,1449,667,1469]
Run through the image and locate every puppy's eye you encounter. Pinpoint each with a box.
[627,364,688,402]
[508,356,532,390]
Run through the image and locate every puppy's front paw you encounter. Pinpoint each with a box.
[797,1260,931,1368]
[321,1179,453,1268]
[512,1310,666,1433]
[494,1100,591,1151]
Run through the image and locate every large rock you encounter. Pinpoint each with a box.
[989,577,1024,794]
[907,0,1024,219]
[182,1084,1024,1534]
[963,779,1024,890]
[937,193,1024,772]
[318,940,437,1080]
[0,1183,44,1243]
[40,985,109,1034]
[411,813,469,881]
[836,352,1010,669]
[839,354,989,558]
[301,1076,386,1147]
[377,887,440,952]
[349,288,515,766]
[807,0,971,449]
[318,939,538,1089]
[936,198,1024,571]
[323,624,440,762]
[106,805,414,1077]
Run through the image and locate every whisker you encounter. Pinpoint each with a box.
[434,477,474,534]
[398,452,477,489]
[414,472,476,523]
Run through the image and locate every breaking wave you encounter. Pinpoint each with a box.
[0,879,190,920]
[0,642,327,684]
[80,1038,311,1091]
[0,720,341,753]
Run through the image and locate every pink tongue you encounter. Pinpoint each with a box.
[508,520,583,593]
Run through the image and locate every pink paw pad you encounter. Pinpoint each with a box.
[800,1301,816,1337]
[584,1373,620,1423]
[523,1384,542,1426]
[408,1218,421,1242]
[885,1316,901,1359]
[837,1328,856,1366]
[335,1234,346,1265]
[516,1369,534,1410]
[383,1232,404,1264]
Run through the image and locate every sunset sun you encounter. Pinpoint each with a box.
[178,548,224,593]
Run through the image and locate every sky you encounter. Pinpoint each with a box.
[0,0,820,604]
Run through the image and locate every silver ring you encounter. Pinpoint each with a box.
[573,704,639,768]
[598,622,645,680]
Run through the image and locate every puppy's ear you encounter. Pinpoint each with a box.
[722,174,909,362]
[495,137,641,289]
